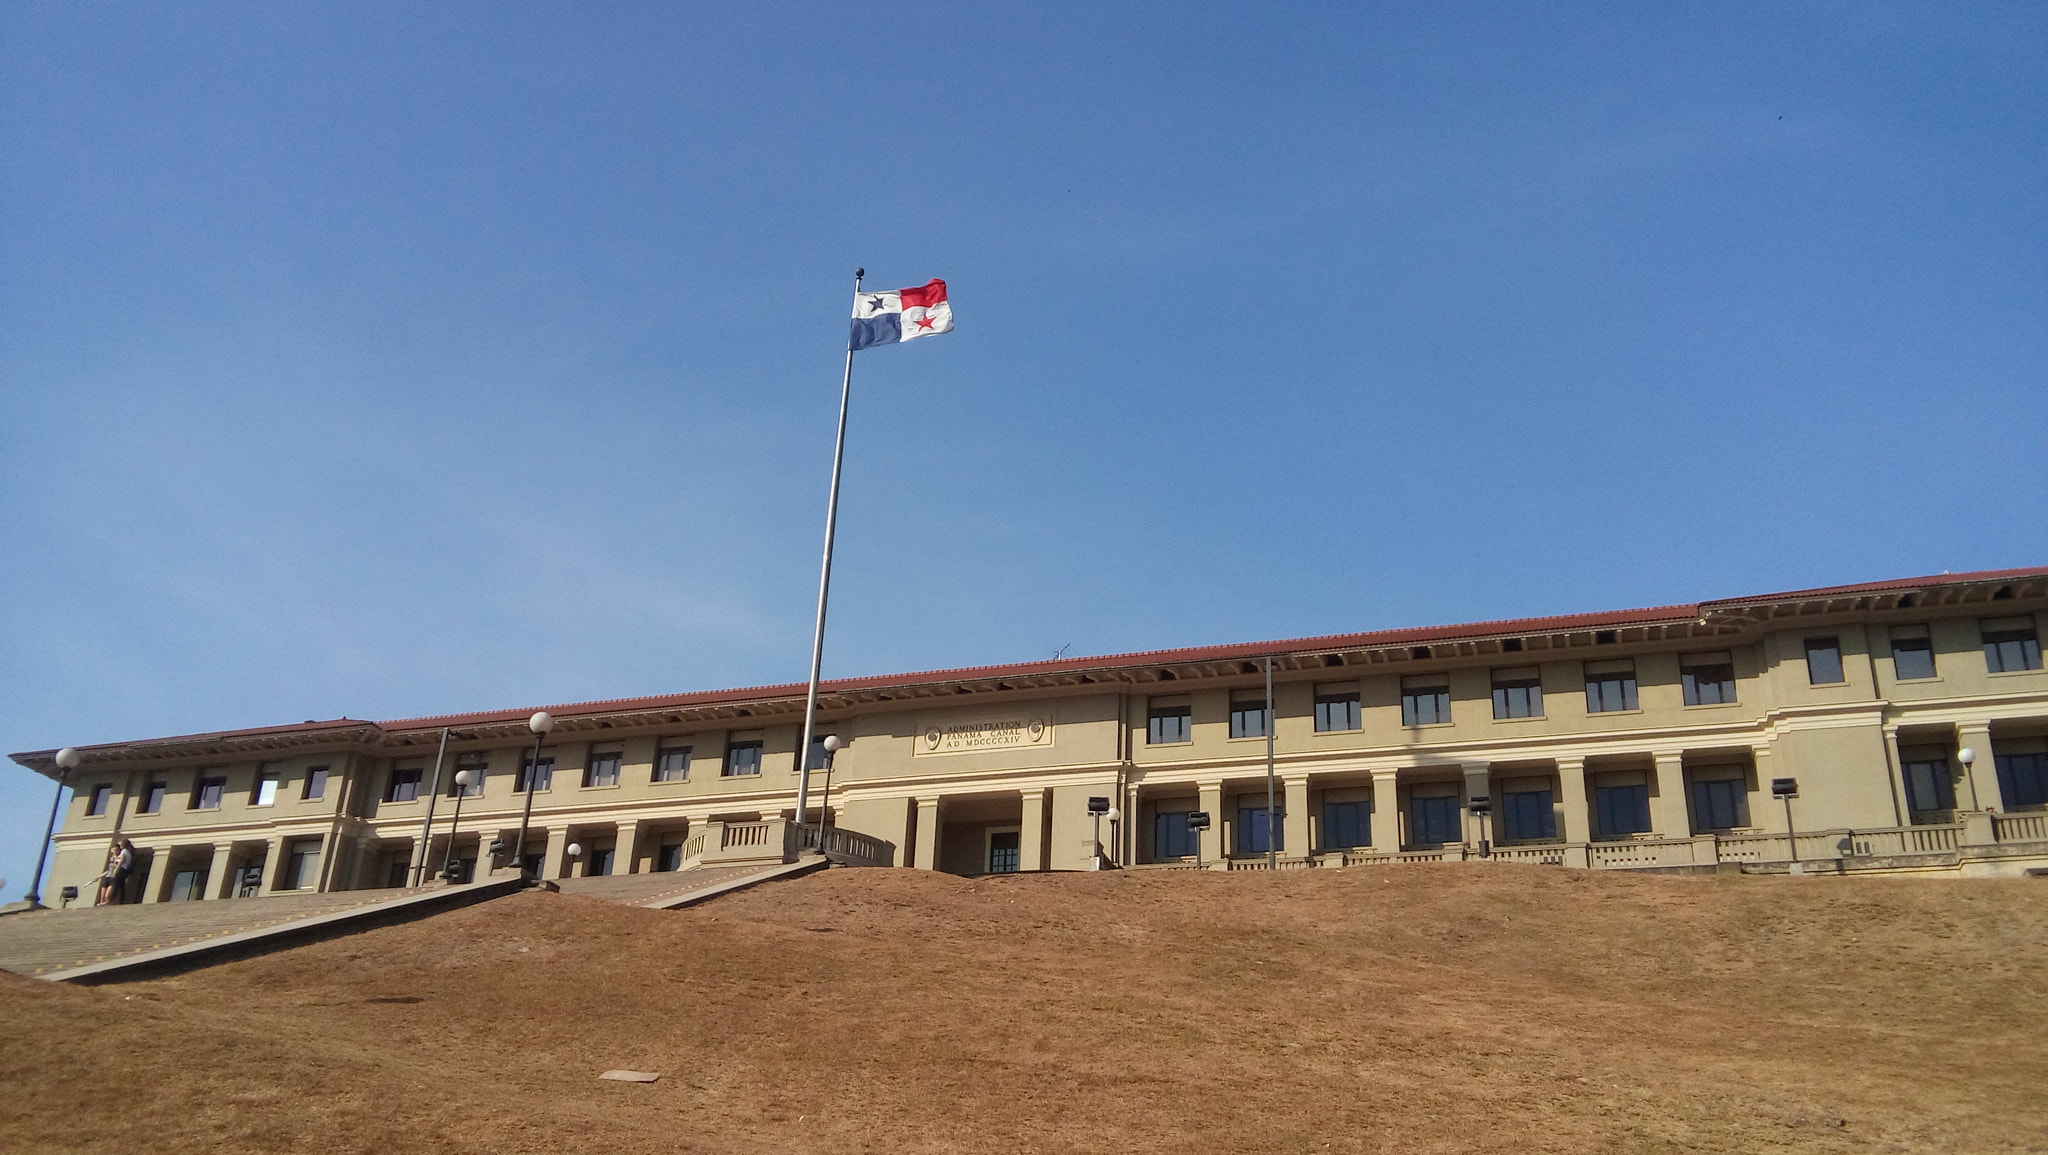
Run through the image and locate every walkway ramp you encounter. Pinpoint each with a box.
[552,857,829,909]
[0,878,523,984]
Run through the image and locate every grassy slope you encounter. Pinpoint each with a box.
[2,866,2043,1154]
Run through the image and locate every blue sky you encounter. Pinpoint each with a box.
[3,2,2043,894]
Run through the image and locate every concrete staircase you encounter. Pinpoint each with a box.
[0,888,428,978]
[553,859,828,909]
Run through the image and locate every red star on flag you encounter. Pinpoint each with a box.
[913,313,936,330]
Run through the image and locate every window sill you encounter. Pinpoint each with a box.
[1144,741,1195,748]
[1889,676,1942,684]
[1681,701,1743,710]
[581,783,622,791]
[652,778,690,786]
[1226,735,1274,743]
[1584,708,1643,718]
[1490,714,1546,724]
[1986,668,2045,677]
[1311,728,1363,736]
[1402,722,1455,730]
[719,773,762,780]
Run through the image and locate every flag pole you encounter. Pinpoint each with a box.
[795,268,863,835]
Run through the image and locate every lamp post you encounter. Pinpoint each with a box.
[440,769,474,882]
[810,735,844,850]
[26,747,79,908]
[1958,746,1982,811]
[1088,796,1109,869]
[511,711,553,880]
[565,842,582,879]
[1106,806,1121,869]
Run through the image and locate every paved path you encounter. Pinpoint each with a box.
[553,858,828,908]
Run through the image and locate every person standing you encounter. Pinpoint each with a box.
[95,840,122,906]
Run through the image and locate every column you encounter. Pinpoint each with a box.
[1018,789,1047,872]
[1555,757,1590,844]
[1652,753,1690,838]
[1956,722,1999,811]
[615,819,644,875]
[206,843,237,899]
[257,835,289,895]
[139,845,172,904]
[542,827,570,880]
[1461,762,1491,848]
[912,799,941,871]
[1197,781,1225,865]
[1283,778,1311,858]
[1370,770,1401,852]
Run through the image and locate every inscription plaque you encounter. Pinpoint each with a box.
[915,715,1053,756]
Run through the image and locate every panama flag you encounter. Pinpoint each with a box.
[850,279,953,351]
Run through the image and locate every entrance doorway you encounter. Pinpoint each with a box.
[986,828,1021,873]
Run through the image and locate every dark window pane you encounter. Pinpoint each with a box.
[303,768,329,800]
[386,768,422,803]
[1984,629,2043,673]
[987,831,1020,873]
[1891,638,1936,680]
[1402,689,1450,726]
[143,783,166,813]
[1230,700,1270,739]
[1235,807,1282,855]
[1805,638,1844,684]
[194,777,226,810]
[1410,795,1460,845]
[1901,759,1955,814]
[1586,676,1638,713]
[1314,694,1361,732]
[86,785,111,816]
[1682,665,1736,705]
[1148,706,1191,745]
[1321,800,1369,848]
[1501,790,1555,841]
[1690,779,1746,831]
[655,747,691,782]
[1594,784,1650,837]
[1154,811,1197,858]
[1996,753,2048,808]
[518,758,554,792]
[1492,680,1542,719]
[586,753,621,788]
[723,741,762,777]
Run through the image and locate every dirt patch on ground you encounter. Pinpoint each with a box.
[2,865,2044,1153]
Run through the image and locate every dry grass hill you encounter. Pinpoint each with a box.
[2,865,2044,1154]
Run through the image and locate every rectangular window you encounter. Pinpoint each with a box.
[1154,810,1198,859]
[142,782,166,814]
[1901,757,1955,815]
[1594,781,1651,838]
[252,770,280,806]
[452,754,486,797]
[1409,794,1460,846]
[1680,651,1737,705]
[1313,684,1361,732]
[282,841,320,890]
[1689,774,1749,832]
[192,775,226,810]
[588,847,615,876]
[1229,693,1270,739]
[1490,667,1543,719]
[986,831,1020,874]
[168,869,206,902]
[1322,800,1369,849]
[1804,637,1844,685]
[1889,626,1936,680]
[585,752,622,788]
[1500,789,1556,841]
[86,784,113,817]
[1584,660,1638,713]
[1235,806,1283,855]
[657,842,684,872]
[1982,616,2043,673]
[1400,676,1451,726]
[1996,752,2048,809]
[1147,698,1192,745]
[303,766,329,800]
[723,735,763,777]
[804,736,835,771]
[517,757,554,793]
[385,767,423,803]
[655,746,691,782]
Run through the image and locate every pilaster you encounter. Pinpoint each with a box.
[616,819,644,875]
[912,798,941,871]
[1018,788,1047,872]
[1197,781,1225,866]
[205,843,236,899]
[1283,778,1311,857]
[1652,753,1690,838]
[257,835,288,895]
[1370,770,1400,851]
[139,845,171,904]
[542,827,570,880]
[1555,757,1589,845]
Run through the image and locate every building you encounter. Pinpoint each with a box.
[15,567,2048,903]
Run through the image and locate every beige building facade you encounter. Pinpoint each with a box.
[16,567,2048,903]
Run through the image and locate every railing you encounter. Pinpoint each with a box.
[1993,812,2048,844]
[1907,824,1962,853]
[679,829,707,867]
[1225,856,1315,871]
[1588,838,1699,869]
[1485,844,1566,865]
[1341,848,1448,866]
[721,822,770,850]
[797,824,895,867]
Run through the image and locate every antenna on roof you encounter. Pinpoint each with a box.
[1054,643,1072,659]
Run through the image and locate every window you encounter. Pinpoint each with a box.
[1680,651,1737,705]
[1500,788,1555,841]
[1889,627,1936,680]
[1147,698,1192,744]
[192,775,226,810]
[452,754,486,797]
[1314,684,1361,732]
[141,782,166,814]
[986,831,1020,873]
[804,736,835,771]
[1900,754,1955,815]
[1594,780,1651,838]
[657,842,684,872]
[251,769,280,806]
[1154,810,1198,858]
[282,841,320,890]
[1235,806,1283,855]
[385,767,423,803]
[86,784,112,817]
[1804,637,1844,685]
[1689,772,1749,832]
[1491,667,1543,719]
[1229,693,1270,739]
[585,752,622,788]
[723,734,763,777]
[1409,794,1460,846]
[588,847,615,876]
[1996,752,2048,809]
[655,746,691,782]
[1982,617,2042,673]
[168,869,206,902]
[517,757,554,793]
[1584,660,1638,713]
[303,766,329,800]
[1401,676,1450,726]
[1322,800,1369,849]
